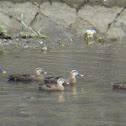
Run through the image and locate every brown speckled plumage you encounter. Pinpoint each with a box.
[44,70,83,85]
[113,82,126,89]
[8,67,46,82]
[39,78,65,91]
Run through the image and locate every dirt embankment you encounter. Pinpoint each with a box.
[0,0,126,52]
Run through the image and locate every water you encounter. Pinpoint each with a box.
[0,40,126,126]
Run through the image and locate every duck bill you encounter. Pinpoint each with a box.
[66,82,69,85]
[2,71,6,74]
[0,67,6,74]
[78,73,84,77]
[41,68,47,74]
[64,81,69,85]
[44,72,47,74]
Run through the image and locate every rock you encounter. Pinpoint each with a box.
[1,0,46,3]
[78,5,125,40]
[103,0,126,7]
[40,2,77,28]
[0,1,38,34]
[31,13,74,48]
[69,18,93,38]
[61,0,87,9]
[107,27,125,40]
[88,0,103,5]
[0,0,126,49]
[106,8,126,40]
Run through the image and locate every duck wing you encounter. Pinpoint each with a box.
[39,83,57,90]
[44,76,62,83]
[8,74,33,81]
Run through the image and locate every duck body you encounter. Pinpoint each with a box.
[113,82,126,89]
[8,67,46,82]
[44,70,83,85]
[39,78,65,91]
[39,83,64,91]
[44,76,71,86]
[9,74,44,82]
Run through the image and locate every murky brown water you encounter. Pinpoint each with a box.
[0,40,126,126]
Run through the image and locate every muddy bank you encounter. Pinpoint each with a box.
[0,0,126,53]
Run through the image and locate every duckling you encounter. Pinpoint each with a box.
[112,82,126,89]
[39,78,67,91]
[44,70,84,85]
[8,67,47,82]
[0,67,6,74]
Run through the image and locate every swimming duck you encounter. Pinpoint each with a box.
[0,67,6,74]
[39,78,68,91]
[8,67,47,82]
[44,70,84,85]
[112,82,126,89]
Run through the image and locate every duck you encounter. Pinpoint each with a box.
[44,70,84,85]
[8,67,47,82]
[0,67,6,74]
[112,82,126,89]
[39,78,68,91]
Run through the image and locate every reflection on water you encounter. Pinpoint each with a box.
[1,41,126,126]
[58,91,65,103]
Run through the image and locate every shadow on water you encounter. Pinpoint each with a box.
[1,41,126,126]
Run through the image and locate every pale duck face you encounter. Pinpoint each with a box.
[71,70,84,77]
[57,78,64,86]
[35,67,47,75]
[70,70,78,76]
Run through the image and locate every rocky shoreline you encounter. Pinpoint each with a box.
[0,0,126,53]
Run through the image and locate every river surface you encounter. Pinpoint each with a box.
[0,40,126,126]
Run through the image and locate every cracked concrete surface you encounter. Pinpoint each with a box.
[40,2,77,28]
[103,0,126,7]
[107,7,126,30]
[0,2,38,33]
[78,5,126,39]
[106,7,126,39]
[0,0,126,52]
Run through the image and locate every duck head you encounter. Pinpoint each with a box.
[35,67,47,76]
[57,78,65,86]
[70,70,84,77]
[0,67,6,74]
